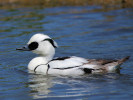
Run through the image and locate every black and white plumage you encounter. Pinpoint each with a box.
[17,33,130,75]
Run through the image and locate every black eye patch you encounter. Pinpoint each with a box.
[28,42,38,50]
[43,38,57,48]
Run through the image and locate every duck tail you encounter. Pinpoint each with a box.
[118,56,130,64]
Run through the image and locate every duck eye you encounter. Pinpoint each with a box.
[28,42,38,50]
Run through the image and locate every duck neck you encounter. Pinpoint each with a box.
[39,46,55,63]
[40,51,55,63]
[41,55,53,63]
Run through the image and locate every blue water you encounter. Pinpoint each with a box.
[0,6,133,100]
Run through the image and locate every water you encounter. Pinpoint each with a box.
[0,6,133,100]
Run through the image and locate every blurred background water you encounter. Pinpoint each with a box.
[0,0,133,100]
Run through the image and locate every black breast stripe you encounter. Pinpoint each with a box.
[53,66,80,70]
[34,64,46,72]
[33,60,52,73]
[46,64,50,74]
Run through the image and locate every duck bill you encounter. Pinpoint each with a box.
[16,46,30,51]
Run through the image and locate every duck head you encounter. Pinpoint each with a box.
[17,33,58,60]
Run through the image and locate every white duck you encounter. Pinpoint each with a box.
[17,33,130,75]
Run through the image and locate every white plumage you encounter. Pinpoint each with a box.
[17,33,130,75]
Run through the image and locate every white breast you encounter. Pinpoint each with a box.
[28,57,48,70]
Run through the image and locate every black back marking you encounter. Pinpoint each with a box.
[83,68,94,74]
[43,38,57,48]
[52,57,70,61]
[28,42,38,50]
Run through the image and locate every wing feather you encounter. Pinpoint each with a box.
[49,56,88,69]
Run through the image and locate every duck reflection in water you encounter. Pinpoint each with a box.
[28,74,54,99]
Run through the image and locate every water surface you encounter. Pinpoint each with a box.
[0,6,133,100]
